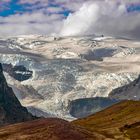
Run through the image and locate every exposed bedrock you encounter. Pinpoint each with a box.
[0,63,35,126]
[69,97,119,118]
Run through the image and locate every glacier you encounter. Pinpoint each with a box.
[0,35,140,120]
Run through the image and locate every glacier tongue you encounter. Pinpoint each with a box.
[0,35,140,120]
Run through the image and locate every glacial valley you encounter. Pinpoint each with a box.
[0,35,140,120]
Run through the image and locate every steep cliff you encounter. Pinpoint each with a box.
[109,75,140,100]
[0,63,34,126]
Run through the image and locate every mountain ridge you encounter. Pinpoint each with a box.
[0,35,140,120]
[109,75,140,100]
[0,63,35,126]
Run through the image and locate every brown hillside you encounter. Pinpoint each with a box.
[73,101,140,139]
[0,101,139,140]
[0,118,103,140]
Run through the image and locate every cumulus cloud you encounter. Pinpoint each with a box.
[0,0,140,40]
[60,1,140,40]
[46,7,64,14]
[53,0,88,11]
[60,2,100,36]
[18,0,48,4]
[18,0,86,11]
[0,12,63,36]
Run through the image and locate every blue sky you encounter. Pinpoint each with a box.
[0,0,140,39]
[0,1,24,17]
[127,3,140,12]
[0,0,140,17]
[0,0,73,17]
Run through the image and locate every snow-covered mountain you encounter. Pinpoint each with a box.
[0,35,140,120]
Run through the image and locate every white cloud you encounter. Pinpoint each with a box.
[0,0,140,40]
[53,0,88,11]
[46,7,64,14]
[60,2,99,36]
[0,12,63,37]
[18,0,48,4]
[60,1,140,39]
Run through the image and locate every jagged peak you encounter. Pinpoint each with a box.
[0,63,3,72]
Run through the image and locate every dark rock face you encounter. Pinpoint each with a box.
[0,63,35,126]
[109,75,140,100]
[0,64,3,72]
[80,48,116,61]
[2,63,32,81]
[69,97,119,118]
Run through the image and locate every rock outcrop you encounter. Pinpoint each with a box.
[0,63,34,126]
[2,63,33,81]
[69,97,119,118]
[109,75,140,100]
